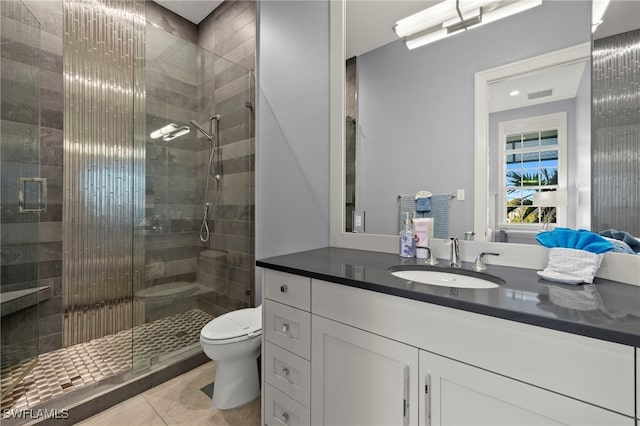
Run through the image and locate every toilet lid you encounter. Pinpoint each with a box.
[201,305,262,342]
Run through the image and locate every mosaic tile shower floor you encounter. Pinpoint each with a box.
[0,309,213,411]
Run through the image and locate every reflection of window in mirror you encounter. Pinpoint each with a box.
[496,113,567,232]
[345,57,357,232]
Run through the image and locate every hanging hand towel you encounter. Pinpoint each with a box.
[415,190,432,212]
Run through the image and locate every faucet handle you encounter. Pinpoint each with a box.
[473,252,500,272]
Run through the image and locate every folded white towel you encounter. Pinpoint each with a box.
[537,248,604,284]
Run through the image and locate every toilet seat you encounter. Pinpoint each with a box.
[201,306,262,344]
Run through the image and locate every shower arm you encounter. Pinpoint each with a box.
[190,115,220,141]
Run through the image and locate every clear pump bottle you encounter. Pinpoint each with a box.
[399,213,415,257]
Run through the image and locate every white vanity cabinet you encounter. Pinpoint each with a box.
[261,269,636,426]
[310,315,419,426]
[419,350,631,426]
[262,270,312,426]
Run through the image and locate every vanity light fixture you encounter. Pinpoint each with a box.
[396,0,543,50]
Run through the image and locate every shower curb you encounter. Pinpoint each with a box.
[4,351,209,426]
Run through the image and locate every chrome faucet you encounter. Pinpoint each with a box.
[473,252,500,272]
[448,237,461,268]
[423,247,439,266]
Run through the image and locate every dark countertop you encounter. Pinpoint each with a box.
[257,247,640,347]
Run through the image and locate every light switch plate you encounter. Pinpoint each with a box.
[457,189,465,201]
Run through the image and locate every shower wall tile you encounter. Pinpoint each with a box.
[592,29,639,235]
[145,69,198,99]
[40,127,63,167]
[145,1,197,44]
[13,0,65,353]
[146,84,199,112]
[39,313,62,339]
[197,1,255,71]
[0,34,40,68]
[39,32,63,73]
[213,73,251,105]
[38,332,63,353]
[146,246,201,264]
[21,0,63,37]
[145,99,195,125]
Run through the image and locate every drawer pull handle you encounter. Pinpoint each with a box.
[282,412,290,424]
[282,367,290,378]
[280,284,288,293]
[281,323,290,334]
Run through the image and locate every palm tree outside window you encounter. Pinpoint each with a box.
[498,113,567,229]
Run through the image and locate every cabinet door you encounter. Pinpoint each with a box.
[419,350,633,426]
[311,315,419,426]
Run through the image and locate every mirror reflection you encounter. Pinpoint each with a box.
[343,0,639,245]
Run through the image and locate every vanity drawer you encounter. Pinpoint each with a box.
[264,269,311,311]
[265,299,311,360]
[264,341,310,407]
[265,383,310,426]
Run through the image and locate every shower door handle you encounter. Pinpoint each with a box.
[18,177,47,213]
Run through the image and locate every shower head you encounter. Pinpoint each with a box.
[162,125,190,141]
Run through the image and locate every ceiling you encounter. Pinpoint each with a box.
[346,1,436,59]
[594,0,640,39]
[488,60,588,113]
[153,0,223,25]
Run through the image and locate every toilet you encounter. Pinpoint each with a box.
[200,305,262,409]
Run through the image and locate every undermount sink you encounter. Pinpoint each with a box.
[388,265,503,289]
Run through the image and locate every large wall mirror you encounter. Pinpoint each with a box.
[330,0,639,251]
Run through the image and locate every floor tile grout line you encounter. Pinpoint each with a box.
[142,394,169,426]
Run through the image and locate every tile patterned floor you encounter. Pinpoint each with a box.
[77,362,261,426]
[0,309,213,411]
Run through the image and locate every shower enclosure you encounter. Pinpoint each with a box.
[0,0,42,400]
[1,0,254,416]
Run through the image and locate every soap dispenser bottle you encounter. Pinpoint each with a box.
[399,213,416,257]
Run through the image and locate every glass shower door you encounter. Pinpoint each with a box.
[0,0,42,399]
[132,24,254,372]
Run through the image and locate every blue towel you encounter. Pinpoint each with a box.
[599,229,640,253]
[536,228,614,254]
[416,197,431,212]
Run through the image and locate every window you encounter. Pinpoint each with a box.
[498,113,567,229]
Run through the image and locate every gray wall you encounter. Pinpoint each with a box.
[256,0,330,299]
[356,0,591,237]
